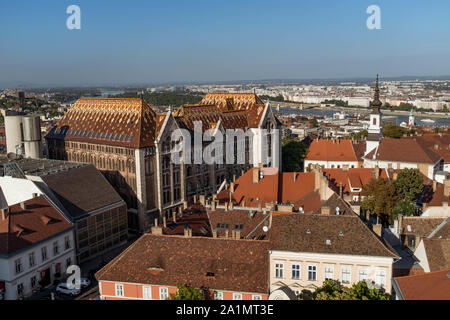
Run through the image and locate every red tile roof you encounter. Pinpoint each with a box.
[423,239,450,272]
[305,139,358,162]
[394,268,450,300]
[95,234,272,294]
[0,195,73,255]
[365,137,442,164]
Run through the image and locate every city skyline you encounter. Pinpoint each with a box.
[1,0,450,87]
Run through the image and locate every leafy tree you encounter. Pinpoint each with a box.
[361,178,398,224]
[281,137,308,172]
[442,104,448,112]
[392,199,416,218]
[300,280,390,300]
[169,285,204,300]
[311,119,318,128]
[394,168,423,202]
[383,123,407,138]
[354,130,368,139]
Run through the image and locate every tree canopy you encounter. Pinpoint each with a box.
[281,137,308,172]
[299,280,390,300]
[394,168,424,202]
[169,285,204,300]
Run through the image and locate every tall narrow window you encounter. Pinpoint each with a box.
[160,287,168,300]
[115,284,124,297]
[358,267,368,282]
[342,266,351,284]
[291,265,300,280]
[324,266,334,280]
[308,265,317,281]
[275,263,284,279]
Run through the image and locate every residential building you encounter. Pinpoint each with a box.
[0,192,75,300]
[392,268,450,300]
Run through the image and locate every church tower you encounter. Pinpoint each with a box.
[408,108,415,126]
[365,75,383,155]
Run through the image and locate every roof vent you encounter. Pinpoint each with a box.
[339,231,344,237]
[326,239,331,245]
[262,226,269,233]
[306,229,311,234]
[336,207,340,215]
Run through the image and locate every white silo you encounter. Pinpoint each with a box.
[22,115,43,158]
[5,114,24,155]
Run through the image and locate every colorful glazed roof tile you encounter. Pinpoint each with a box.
[199,93,267,128]
[45,98,158,148]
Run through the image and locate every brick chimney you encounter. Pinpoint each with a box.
[253,167,259,184]
[373,224,383,238]
[151,218,162,235]
[433,181,437,192]
[444,179,450,197]
[339,182,343,198]
[184,225,192,237]
[374,165,380,179]
[321,206,330,215]
[1,207,9,220]
[20,201,27,210]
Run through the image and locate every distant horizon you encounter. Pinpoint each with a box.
[1,1,450,88]
[2,74,450,90]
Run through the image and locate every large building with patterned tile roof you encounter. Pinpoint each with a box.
[45,93,281,234]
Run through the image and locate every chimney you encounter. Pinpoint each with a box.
[293,172,296,182]
[199,195,206,205]
[183,201,188,209]
[151,218,162,235]
[235,229,241,239]
[397,214,404,233]
[211,200,216,211]
[339,182,343,198]
[172,211,177,223]
[32,193,38,198]
[1,208,9,220]
[314,166,323,191]
[20,202,27,210]
[162,216,166,228]
[321,206,330,215]
[241,200,246,207]
[184,225,192,237]
[224,202,229,211]
[212,229,218,238]
[233,175,236,182]
[257,202,262,212]
[444,179,450,197]
[374,165,380,179]
[253,167,259,184]
[230,182,234,193]
[373,224,383,237]
[224,229,229,238]
[434,144,439,150]
[433,181,437,192]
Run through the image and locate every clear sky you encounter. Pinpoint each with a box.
[1,0,449,87]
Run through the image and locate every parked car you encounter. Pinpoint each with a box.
[55,282,81,296]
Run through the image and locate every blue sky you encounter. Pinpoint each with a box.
[0,0,449,87]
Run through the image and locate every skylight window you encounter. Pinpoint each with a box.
[234,224,243,230]
[216,223,229,229]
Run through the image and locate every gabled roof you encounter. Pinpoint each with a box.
[422,239,450,272]
[161,204,211,237]
[305,139,359,162]
[401,217,446,237]
[364,137,442,164]
[95,234,272,294]
[45,98,158,149]
[0,195,73,255]
[270,214,398,258]
[394,268,450,300]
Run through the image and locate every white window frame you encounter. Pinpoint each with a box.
[214,291,223,300]
[358,267,368,282]
[15,258,23,274]
[291,264,301,280]
[160,287,168,300]
[29,252,35,268]
[115,284,124,297]
[233,293,242,300]
[143,286,152,300]
[375,268,386,287]
[341,265,351,284]
[275,263,284,279]
[324,265,334,280]
[308,265,317,281]
[252,295,262,300]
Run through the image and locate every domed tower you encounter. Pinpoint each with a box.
[408,108,415,126]
[365,75,383,155]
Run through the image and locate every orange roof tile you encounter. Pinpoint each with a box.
[305,139,358,162]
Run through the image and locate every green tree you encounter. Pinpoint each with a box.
[392,199,416,218]
[281,137,308,172]
[383,123,407,138]
[394,168,423,202]
[353,130,368,140]
[361,178,398,224]
[311,119,318,128]
[169,285,204,300]
[301,280,390,300]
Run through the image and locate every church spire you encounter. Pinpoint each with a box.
[370,74,382,113]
